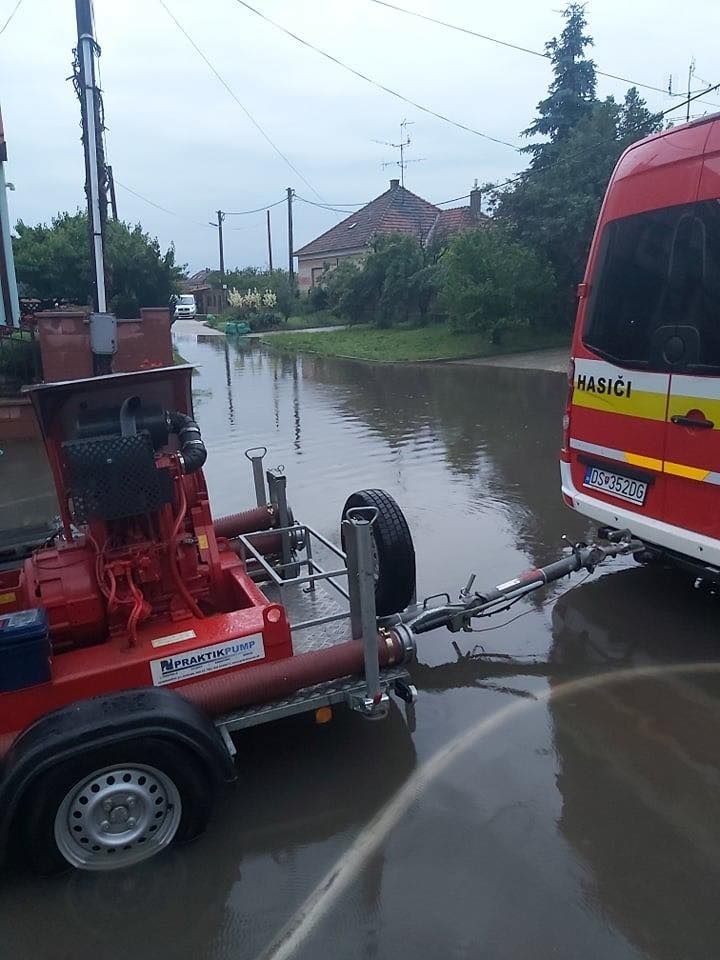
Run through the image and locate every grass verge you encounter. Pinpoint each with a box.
[260,324,568,363]
[282,311,346,330]
[204,310,344,334]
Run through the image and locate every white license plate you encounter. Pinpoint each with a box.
[583,466,648,505]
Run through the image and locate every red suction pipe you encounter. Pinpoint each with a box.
[178,632,408,717]
[214,505,276,540]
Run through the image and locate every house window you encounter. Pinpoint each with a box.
[311,267,324,287]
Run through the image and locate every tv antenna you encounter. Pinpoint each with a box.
[373,119,424,188]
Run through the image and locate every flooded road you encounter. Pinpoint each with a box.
[3,332,720,960]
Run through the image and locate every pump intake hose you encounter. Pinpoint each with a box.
[166,411,207,474]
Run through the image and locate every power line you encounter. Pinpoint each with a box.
[157,0,324,201]
[230,0,521,151]
[436,193,471,205]
[488,82,720,196]
[225,198,286,216]
[367,0,717,106]
[295,195,364,216]
[0,0,24,36]
[115,179,213,229]
[298,191,477,212]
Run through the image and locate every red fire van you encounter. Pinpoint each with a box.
[561,113,720,575]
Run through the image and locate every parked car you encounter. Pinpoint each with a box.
[561,111,720,577]
[174,294,198,319]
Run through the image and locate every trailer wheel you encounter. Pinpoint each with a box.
[342,489,416,616]
[23,737,212,874]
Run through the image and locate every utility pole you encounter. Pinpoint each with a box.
[106,163,118,220]
[286,187,294,282]
[74,0,107,314]
[686,58,696,123]
[0,106,20,327]
[216,209,225,282]
[266,209,273,271]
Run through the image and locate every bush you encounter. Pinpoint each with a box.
[209,267,296,318]
[226,287,283,330]
[324,260,368,325]
[0,332,41,390]
[438,226,556,343]
[306,284,329,312]
[247,311,282,332]
[323,234,437,328]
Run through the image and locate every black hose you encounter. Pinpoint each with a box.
[166,410,207,474]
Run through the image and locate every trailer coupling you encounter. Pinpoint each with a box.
[404,529,643,636]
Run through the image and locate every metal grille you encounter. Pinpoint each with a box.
[63,433,169,522]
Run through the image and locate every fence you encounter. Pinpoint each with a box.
[0,325,42,397]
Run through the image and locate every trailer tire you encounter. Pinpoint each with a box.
[22,737,213,875]
[342,489,416,616]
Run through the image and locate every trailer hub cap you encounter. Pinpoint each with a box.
[54,764,182,870]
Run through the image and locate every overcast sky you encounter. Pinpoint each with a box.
[1,0,718,273]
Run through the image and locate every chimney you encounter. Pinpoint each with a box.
[470,183,482,217]
[390,178,400,189]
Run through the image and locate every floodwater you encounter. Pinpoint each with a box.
[3,331,720,960]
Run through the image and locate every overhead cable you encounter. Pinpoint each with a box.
[225,198,286,215]
[115,180,213,229]
[158,0,324,200]
[488,82,720,195]
[367,0,720,109]
[231,0,521,151]
[0,0,24,37]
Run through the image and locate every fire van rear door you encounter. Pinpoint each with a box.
[662,129,720,539]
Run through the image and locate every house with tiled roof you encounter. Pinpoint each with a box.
[179,268,227,315]
[294,179,486,292]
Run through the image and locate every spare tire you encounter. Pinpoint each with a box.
[342,489,416,617]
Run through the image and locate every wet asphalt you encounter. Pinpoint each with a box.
[2,332,720,960]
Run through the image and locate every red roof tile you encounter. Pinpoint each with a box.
[425,206,487,245]
[295,182,440,258]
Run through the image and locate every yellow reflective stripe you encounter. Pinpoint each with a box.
[624,452,663,471]
[668,394,720,428]
[664,461,711,481]
[572,388,667,421]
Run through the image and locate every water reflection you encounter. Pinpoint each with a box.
[550,569,720,960]
[262,346,587,569]
[0,706,416,960]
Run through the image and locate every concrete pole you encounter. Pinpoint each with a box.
[0,110,20,328]
[75,0,108,313]
[286,187,294,282]
[217,209,225,282]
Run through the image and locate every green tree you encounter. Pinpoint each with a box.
[493,4,663,322]
[13,212,91,304]
[438,226,556,343]
[618,85,663,140]
[12,211,182,317]
[324,234,437,328]
[324,259,368,325]
[523,2,597,166]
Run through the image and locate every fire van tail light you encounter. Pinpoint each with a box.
[561,358,574,457]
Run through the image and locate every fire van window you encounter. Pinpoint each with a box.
[584,199,720,371]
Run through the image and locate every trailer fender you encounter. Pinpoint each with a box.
[0,686,236,859]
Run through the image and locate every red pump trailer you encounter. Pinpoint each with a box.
[0,365,418,874]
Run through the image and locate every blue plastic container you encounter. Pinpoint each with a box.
[0,608,51,692]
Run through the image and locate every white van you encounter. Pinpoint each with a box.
[174,294,198,319]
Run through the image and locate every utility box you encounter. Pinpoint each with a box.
[88,312,118,357]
